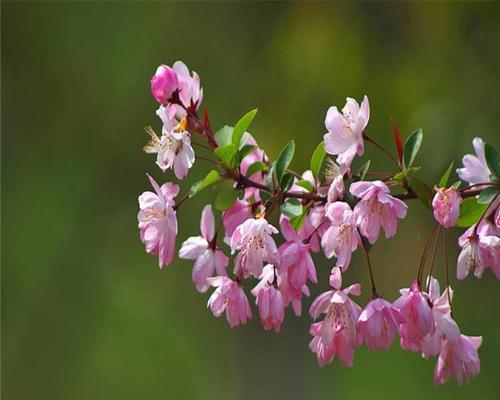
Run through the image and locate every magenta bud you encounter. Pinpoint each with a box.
[151,65,178,104]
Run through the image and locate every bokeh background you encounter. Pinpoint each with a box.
[2,1,500,399]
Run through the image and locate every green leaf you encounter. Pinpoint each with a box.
[484,143,500,178]
[246,161,268,178]
[275,141,295,186]
[266,162,276,189]
[239,144,257,160]
[190,170,221,197]
[403,128,423,169]
[296,179,314,192]
[438,162,454,188]
[280,198,303,218]
[215,188,239,211]
[232,108,258,149]
[291,205,309,230]
[215,125,233,146]
[214,144,237,168]
[457,197,488,228]
[392,166,421,182]
[477,186,500,204]
[452,180,462,189]
[408,177,433,210]
[280,173,294,192]
[310,142,326,179]
[355,160,371,181]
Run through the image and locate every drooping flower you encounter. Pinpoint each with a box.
[434,334,482,386]
[251,264,285,332]
[151,64,179,104]
[350,180,408,244]
[137,174,179,268]
[143,106,195,179]
[207,276,252,327]
[323,96,370,171]
[432,187,462,228]
[179,205,229,292]
[456,137,492,186]
[457,228,500,279]
[358,298,403,351]
[230,214,279,278]
[393,281,434,352]
[309,267,362,367]
[321,202,361,270]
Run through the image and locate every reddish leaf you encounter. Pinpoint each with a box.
[203,107,211,131]
[391,118,404,168]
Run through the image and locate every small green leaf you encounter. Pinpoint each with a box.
[392,167,421,182]
[215,188,239,211]
[239,144,257,160]
[408,177,433,210]
[310,142,326,180]
[457,197,488,228]
[275,141,295,185]
[246,161,268,178]
[403,128,423,169]
[266,162,276,189]
[214,144,237,168]
[438,162,454,188]
[452,181,462,189]
[190,170,221,197]
[291,205,309,230]
[355,160,371,181]
[280,198,303,218]
[296,179,314,192]
[484,143,500,179]
[477,186,500,204]
[280,173,294,192]
[232,109,258,149]
[215,125,233,146]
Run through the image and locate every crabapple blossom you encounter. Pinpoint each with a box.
[151,64,179,104]
[321,202,361,270]
[457,228,500,279]
[230,214,279,278]
[251,265,285,332]
[456,137,492,185]
[323,95,370,171]
[350,180,408,244]
[309,267,362,367]
[357,298,403,350]
[172,60,203,110]
[432,186,462,228]
[207,276,251,327]
[179,205,229,292]
[223,199,253,239]
[137,174,179,268]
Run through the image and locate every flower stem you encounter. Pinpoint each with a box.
[426,225,441,291]
[359,230,379,298]
[363,133,400,169]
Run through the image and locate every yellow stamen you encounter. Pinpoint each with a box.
[175,118,188,133]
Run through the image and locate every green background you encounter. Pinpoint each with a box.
[2,1,500,399]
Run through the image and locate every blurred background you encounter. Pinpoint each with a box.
[2,1,500,399]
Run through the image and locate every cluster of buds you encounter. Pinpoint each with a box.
[137,61,499,385]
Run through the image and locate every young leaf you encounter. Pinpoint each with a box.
[457,197,488,228]
[438,162,454,188]
[310,142,326,179]
[403,128,423,169]
[215,125,233,146]
[239,144,257,160]
[391,119,404,167]
[408,177,433,210]
[355,160,371,181]
[296,179,314,192]
[275,141,295,185]
[392,167,421,182]
[280,173,294,192]
[215,188,239,211]
[190,170,221,197]
[232,108,258,149]
[246,161,268,178]
[266,162,276,189]
[484,143,500,179]
[280,198,303,218]
[291,205,309,230]
[214,144,237,168]
[477,186,500,205]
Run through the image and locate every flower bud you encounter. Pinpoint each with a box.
[151,65,178,104]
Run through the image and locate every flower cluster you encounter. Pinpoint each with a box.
[137,61,500,385]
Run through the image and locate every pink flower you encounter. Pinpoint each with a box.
[223,199,253,239]
[393,281,434,351]
[137,174,179,268]
[434,334,482,385]
[327,169,345,204]
[151,64,179,104]
[321,202,361,270]
[143,106,195,179]
[358,298,403,351]
[350,180,408,244]
[309,267,362,367]
[173,61,203,110]
[323,96,370,170]
[179,205,229,292]
[457,228,500,279]
[251,265,285,332]
[207,276,252,327]
[432,187,462,228]
[457,137,492,185]
[230,215,279,278]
